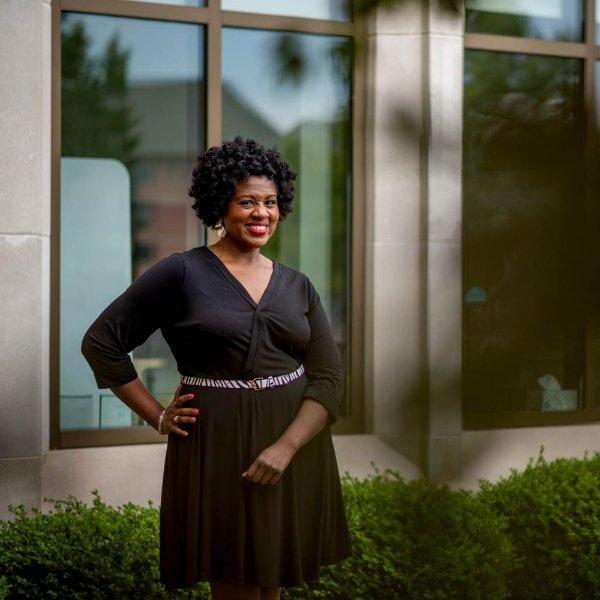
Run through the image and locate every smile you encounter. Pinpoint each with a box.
[245,224,269,235]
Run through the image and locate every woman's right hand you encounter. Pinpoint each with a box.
[161,383,199,437]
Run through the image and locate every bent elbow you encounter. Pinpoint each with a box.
[80,334,90,359]
[80,329,98,360]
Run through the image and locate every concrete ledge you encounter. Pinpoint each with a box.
[335,434,423,480]
[451,423,600,491]
[30,435,420,512]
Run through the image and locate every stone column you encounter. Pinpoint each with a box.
[365,0,464,481]
[0,0,52,519]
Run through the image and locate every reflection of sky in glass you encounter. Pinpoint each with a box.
[466,0,583,41]
[62,13,203,84]
[223,0,348,22]
[222,28,348,135]
[468,0,565,18]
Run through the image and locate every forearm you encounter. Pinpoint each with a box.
[109,377,165,431]
[277,397,329,453]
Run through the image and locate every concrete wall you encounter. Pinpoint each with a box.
[0,0,51,519]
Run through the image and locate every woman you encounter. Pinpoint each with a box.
[81,136,353,599]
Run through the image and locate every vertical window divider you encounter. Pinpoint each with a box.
[50,0,64,450]
[206,0,222,148]
[205,0,221,246]
[583,0,597,410]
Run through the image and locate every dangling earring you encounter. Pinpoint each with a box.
[216,218,227,239]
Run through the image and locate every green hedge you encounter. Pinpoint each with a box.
[0,493,182,600]
[296,469,511,600]
[478,447,600,600]
[1,449,600,599]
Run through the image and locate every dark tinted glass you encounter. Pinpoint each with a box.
[463,50,586,414]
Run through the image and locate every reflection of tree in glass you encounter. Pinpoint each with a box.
[272,33,351,90]
[272,34,311,86]
[465,4,583,43]
[353,0,461,18]
[61,20,141,168]
[463,50,593,409]
[276,122,349,362]
[260,32,351,342]
[465,7,530,38]
[280,115,350,313]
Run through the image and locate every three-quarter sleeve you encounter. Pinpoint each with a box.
[302,277,345,426]
[81,252,185,389]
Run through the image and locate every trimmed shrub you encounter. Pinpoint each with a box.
[284,466,512,599]
[0,470,513,600]
[0,491,208,599]
[478,447,600,600]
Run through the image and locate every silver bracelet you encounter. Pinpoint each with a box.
[157,409,167,435]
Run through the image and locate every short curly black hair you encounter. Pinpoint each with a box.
[188,136,296,228]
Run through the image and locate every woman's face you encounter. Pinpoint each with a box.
[222,175,280,249]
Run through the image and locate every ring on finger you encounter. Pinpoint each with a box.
[174,415,180,423]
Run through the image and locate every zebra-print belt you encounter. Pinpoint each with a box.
[180,364,305,391]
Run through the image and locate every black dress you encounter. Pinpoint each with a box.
[80,245,353,590]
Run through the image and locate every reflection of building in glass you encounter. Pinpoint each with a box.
[128,80,279,266]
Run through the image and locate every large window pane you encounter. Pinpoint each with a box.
[222,0,349,22]
[222,28,351,416]
[61,13,205,431]
[466,0,584,42]
[463,50,586,414]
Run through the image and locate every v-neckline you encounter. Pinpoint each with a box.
[201,245,280,309]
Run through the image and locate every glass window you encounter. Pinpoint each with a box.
[463,50,587,414]
[465,0,584,42]
[222,0,349,22]
[222,27,351,415]
[61,13,205,431]
[127,0,204,5]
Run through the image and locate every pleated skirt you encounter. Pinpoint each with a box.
[159,372,353,590]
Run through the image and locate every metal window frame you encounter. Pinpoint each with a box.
[50,0,366,448]
[463,1,600,430]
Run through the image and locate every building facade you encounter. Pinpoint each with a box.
[1,0,599,519]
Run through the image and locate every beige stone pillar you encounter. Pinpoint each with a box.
[0,0,52,519]
[365,0,464,481]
